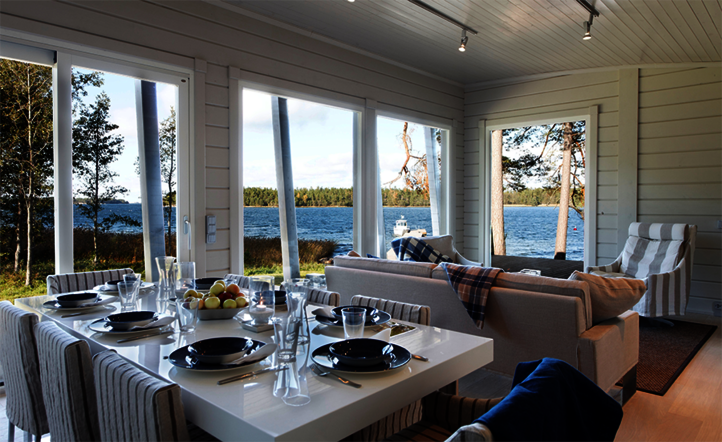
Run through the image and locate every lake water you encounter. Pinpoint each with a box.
[75,204,584,260]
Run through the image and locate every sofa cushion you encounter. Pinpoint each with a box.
[569,271,646,325]
[333,255,436,278]
[494,272,593,329]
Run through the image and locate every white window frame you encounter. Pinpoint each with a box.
[479,106,599,268]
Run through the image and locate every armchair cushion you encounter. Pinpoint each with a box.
[569,271,646,324]
[620,237,683,278]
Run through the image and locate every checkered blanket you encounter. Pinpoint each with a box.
[391,237,452,264]
[439,263,503,329]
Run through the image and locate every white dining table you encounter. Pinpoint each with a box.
[16,289,493,442]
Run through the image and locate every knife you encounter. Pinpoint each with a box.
[116,329,173,343]
[217,366,288,385]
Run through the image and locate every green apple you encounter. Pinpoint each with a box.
[184,289,199,299]
[209,283,225,296]
[235,297,248,308]
[205,296,221,309]
[222,299,237,309]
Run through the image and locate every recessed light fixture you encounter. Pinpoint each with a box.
[459,29,468,52]
[348,0,355,3]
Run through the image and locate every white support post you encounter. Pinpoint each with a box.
[53,52,73,274]
[425,127,441,236]
[361,100,381,257]
[229,67,243,275]
[272,97,300,281]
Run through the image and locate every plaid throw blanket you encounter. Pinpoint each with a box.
[391,237,452,264]
[440,263,503,329]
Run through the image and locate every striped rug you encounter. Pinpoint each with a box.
[636,319,716,395]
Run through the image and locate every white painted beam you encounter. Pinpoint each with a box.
[53,52,73,274]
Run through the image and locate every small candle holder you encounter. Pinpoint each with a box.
[248,289,275,326]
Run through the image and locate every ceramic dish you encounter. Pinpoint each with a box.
[314,311,391,328]
[275,290,287,306]
[329,339,395,367]
[43,296,115,311]
[197,307,243,321]
[104,311,157,331]
[332,305,378,321]
[194,277,221,290]
[188,337,254,364]
[311,342,410,373]
[168,340,268,371]
[87,316,169,334]
[104,279,124,290]
[56,292,99,308]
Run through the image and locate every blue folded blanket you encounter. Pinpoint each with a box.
[391,237,452,263]
[475,358,623,441]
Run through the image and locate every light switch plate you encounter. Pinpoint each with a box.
[206,215,216,244]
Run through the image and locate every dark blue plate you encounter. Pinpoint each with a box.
[330,339,395,367]
[168,340,267,371]
[188,337,253,364]
[311,342,410,373]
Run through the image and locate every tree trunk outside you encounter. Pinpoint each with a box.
[554,122,573,260]
[14,201,21,272]
[25,197,32,286]
[491,129,506,255]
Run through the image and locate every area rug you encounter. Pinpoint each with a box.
[636,318,716,395]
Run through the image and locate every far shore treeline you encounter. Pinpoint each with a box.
[244,186,583,208]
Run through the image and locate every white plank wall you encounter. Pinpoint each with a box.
[637,67,722,315]
[464,70,620,263]
[0,0,464,277]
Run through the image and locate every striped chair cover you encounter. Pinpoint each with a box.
[93,350,190,442]
[384,392,501,442]
[47,268,134,295]
[343,296,431,442]
[34,321,100,441]
[587,222,697,317]
[0,301,49,441]
[223,273,250,289]
[307,287,340,306]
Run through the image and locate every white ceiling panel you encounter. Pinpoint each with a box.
[220,0,722,85]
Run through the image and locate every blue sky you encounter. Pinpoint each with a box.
[76,69,433,202]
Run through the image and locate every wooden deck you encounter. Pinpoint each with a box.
[491,255,583,279]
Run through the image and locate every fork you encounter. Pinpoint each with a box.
[311,364,362,388]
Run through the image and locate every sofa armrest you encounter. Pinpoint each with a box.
[577,310,639,392]
[421,391,502,433]
[586,253,623,274]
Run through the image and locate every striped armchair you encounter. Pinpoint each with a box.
[223,273,250,289]
[587,222,697,317]
[307,287,340,306]
[47,268,134,295]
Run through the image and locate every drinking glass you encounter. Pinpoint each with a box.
[285,278,309,344]
[273,313,298,363]
[123,272,141,299]
[177,298,200,333]
[342,307,366,340]
[116,281,137,312]
[175,262,196,299]
[306,273,326,289]
[155,256,176,301]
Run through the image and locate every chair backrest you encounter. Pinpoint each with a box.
[307,288,340,306]
[351,295,430,326]
[223,273,250,289]
[620,223,690,278]
[0,301,49,437]
[47,268,134,295]
[93,350,189,442]
[34,321,100,441]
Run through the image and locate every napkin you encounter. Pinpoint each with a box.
[369,328,391,342]
[312,306,335,319]
[229,343,277,365]
[77,297,116,308]
[129,315,175,331]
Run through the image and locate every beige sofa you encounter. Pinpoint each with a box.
[326,255,638,402]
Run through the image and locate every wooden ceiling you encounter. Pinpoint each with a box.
[220,0,721,85]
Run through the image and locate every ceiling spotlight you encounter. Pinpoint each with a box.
[348,0,355,2]
[459,29,468,52]
[582,13,593,40]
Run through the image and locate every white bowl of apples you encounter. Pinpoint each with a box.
[183,280,248,320]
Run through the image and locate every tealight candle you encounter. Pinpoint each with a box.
[249,299,273,325]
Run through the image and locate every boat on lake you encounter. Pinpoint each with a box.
[393,216,410,236]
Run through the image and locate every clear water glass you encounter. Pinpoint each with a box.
[286,278,310,344]
[177,298,199,333]
[175,261,196,298]
[306,273,326,289]
[342,307,366,340]
[155,256,176,301]
[117,281,137,312]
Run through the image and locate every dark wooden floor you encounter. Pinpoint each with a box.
[491,255,583,279]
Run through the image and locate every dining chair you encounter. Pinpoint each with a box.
[223,273,250,289]
[307,287,340,307]
[342,295,431,442]
[0,301,49,442]
[34,321,101,441]
[46,268,134,295]
[93,350,192,441]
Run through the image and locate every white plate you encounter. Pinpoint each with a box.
[43,297,116,312]
[87,315,174,334]
[93,282,155,294]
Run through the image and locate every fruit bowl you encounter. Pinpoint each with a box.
[198,307,242,321]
